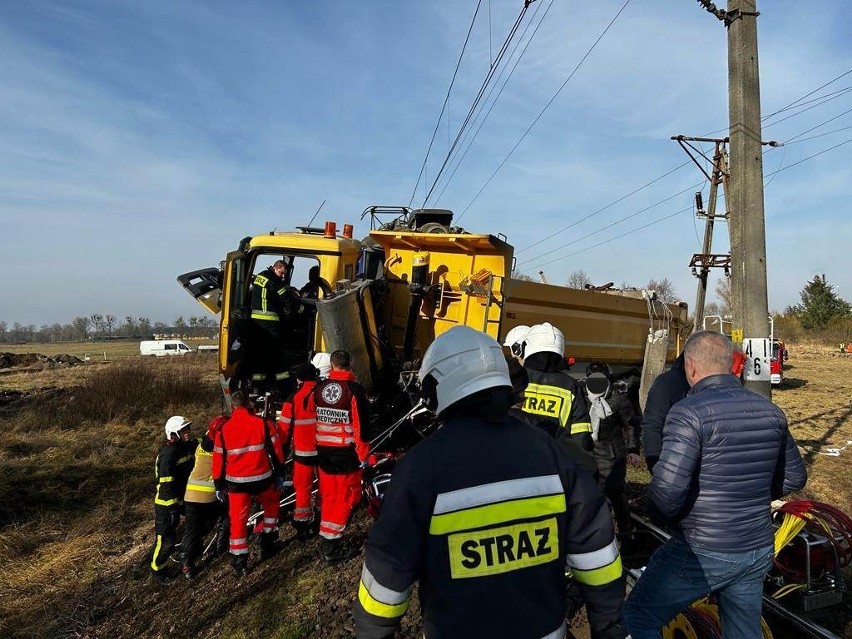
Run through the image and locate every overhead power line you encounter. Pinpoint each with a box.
[408,0,484,207]
[763,68,852,120]
[786,124,852,145]
[514,160,691,256]
[700,68,852,138]
[781,104,852,144]
[455,0,633,222]
[770,135,852,175]
[765,85,852,118]
[517,70,852,259]
[432,0,555,207]
[519,135,852,271]
[518,179,704,268]
[763,86,852,130]
[421,1,535,207]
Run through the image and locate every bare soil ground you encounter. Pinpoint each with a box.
[0,341,849,639]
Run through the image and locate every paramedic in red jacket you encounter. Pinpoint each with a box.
[279,362,319,540]
[313,350,370,564]
[212,390,285,576]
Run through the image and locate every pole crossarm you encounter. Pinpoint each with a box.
[696,0,758,25]
[672,136,728,182]
[689,253,731,271]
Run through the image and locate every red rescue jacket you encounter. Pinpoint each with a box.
[313,370,370,462]
[279,380,318,464]
[213,406,284,489]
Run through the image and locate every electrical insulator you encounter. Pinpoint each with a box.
[695,191,705,214]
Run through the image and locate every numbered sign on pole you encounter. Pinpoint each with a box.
[742,338,771,382]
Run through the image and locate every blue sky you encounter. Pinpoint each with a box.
[1,0,850,326]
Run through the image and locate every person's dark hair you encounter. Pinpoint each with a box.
[231,390,251,409]
[330,350,350,370]
[585,361,612,379]
[295,362,319,382]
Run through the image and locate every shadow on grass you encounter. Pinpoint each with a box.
[796,403,852,466]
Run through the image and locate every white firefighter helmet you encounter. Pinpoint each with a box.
[419,326,511,414]
[165,415,192,440]
[502,325,530,358]
[311,352,332,378]
[523,322,565,358]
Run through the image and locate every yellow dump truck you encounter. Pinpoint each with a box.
[178,207,688,401]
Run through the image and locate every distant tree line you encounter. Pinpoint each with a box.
[510,269,686,307]
[0,314,218,344]
[774,274,851,344]
[508,269,851,344]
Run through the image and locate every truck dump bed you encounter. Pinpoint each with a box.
[504,279,686,365]
[370,229,687,366]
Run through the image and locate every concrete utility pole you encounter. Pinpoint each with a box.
[727,0,771,399]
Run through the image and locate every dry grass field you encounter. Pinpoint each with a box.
[772,342,852,509]
[0,340,850,639]
[1,338,218,361]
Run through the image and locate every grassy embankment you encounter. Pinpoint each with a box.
[0,354,220,638]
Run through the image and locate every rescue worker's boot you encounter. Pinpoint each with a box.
[321,537,358,566]
[179,554,194,580]
[152,570,171,586]
[230,553,248,577]
[260,530,280,560]
[214,517,230,557]
[293,519,315,542]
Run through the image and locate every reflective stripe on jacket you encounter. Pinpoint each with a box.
[250,271,281,322]
[523,367,593,452]
[154,438,197,507]
[184,437,217,504]
[212,407,284,488]
[313,370,370,462]
[279,381,318,462]
[353,414,624,639]
[250,268,305,323]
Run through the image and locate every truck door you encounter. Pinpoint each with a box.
[176,267,223,315]
[220,250,248,380]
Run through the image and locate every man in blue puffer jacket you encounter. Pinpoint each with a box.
[625,331,806,639]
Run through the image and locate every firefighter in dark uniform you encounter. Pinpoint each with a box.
[520,322,594,453]
[354,326,625,639]
[150,416,197,584]
[249,259,306,395]
[507,356,598,479]
[584,363,641,536]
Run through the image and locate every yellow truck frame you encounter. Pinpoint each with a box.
[178,212,688,395]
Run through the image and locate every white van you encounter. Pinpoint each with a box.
[139,340,193,357]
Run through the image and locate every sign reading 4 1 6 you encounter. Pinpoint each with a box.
[743,338,771,382]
